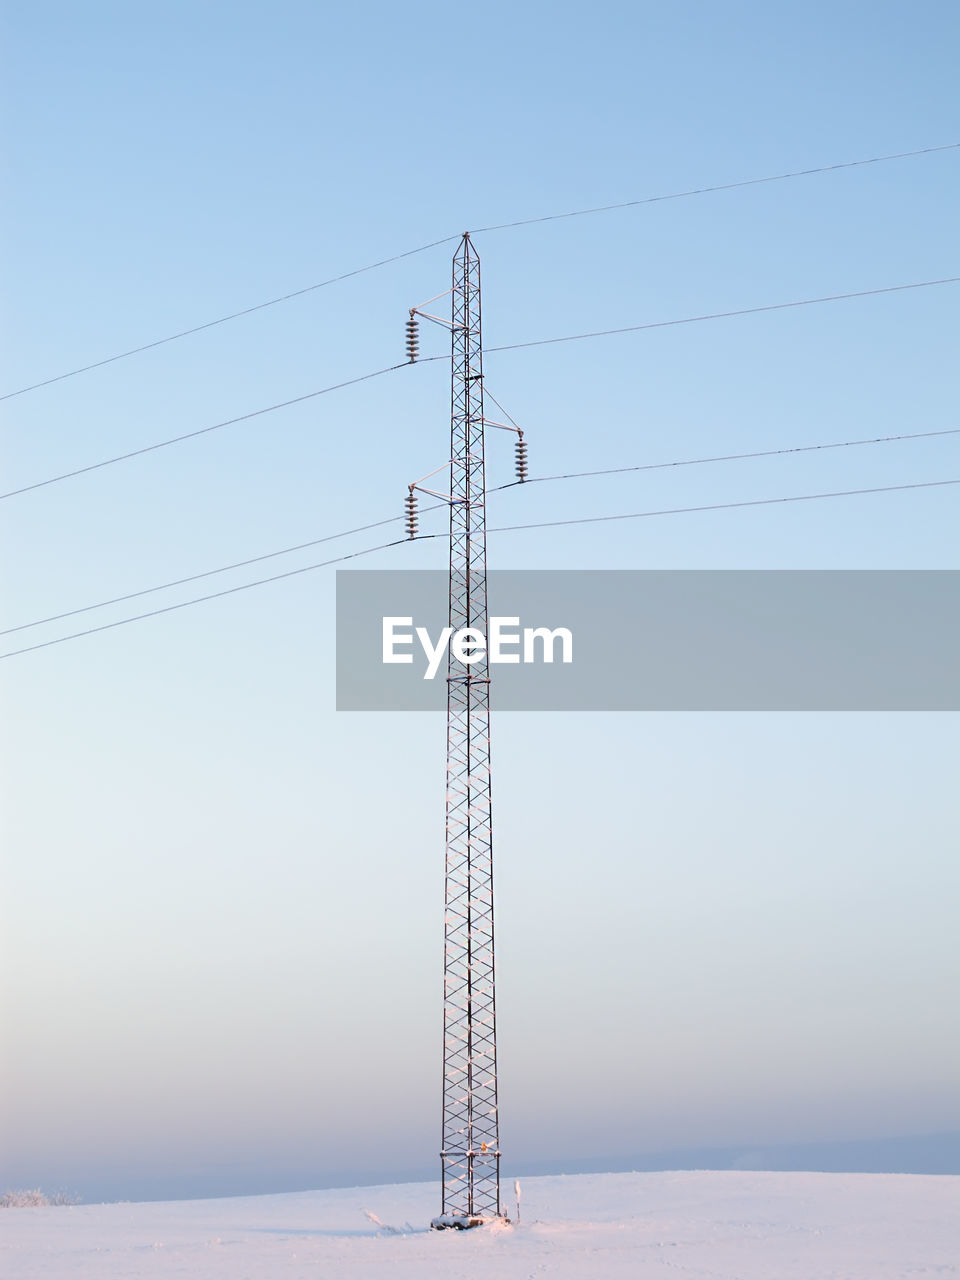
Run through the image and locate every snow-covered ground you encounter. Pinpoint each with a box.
[2,1170,957,1279]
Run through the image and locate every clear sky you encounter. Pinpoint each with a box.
[1,1,958,1202]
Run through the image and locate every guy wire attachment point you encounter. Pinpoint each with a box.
[480,386,529,484]
[404,289,456,363]
[404,462,462,539]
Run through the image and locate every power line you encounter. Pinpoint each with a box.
[0,236,459,403]
[484,277,960,356]
[0,363,407,501]
[4,425,954,639]
[0,513,412,637]
[6,275,957,503]
[477,478,960,537]
[496,427,960,488]
[473,142,960,233]
[3,476,955,661]
[3,143,955,404]
[0,537,408,660]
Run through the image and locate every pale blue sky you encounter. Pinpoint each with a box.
[1,1,958,1201]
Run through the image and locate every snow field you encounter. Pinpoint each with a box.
[2,1169,957,1279]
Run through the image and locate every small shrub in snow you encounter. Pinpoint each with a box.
[0,1189,79,1207]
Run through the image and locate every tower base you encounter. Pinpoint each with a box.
[430,1213,507,1231]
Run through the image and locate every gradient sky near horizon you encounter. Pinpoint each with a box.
[1,0,958,1202]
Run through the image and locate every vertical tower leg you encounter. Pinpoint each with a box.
[433,234,502,1228]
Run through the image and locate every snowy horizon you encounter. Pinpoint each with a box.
[5,1127,958,1208]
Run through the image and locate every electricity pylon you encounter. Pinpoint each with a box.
[406,234,526,1228]
[435,232,501,1227]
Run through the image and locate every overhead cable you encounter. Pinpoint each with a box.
[496,427,960,488]
[0,514,408,637]
[477,478,960,536]
[0,237,458,403]
[3,142,955,402]
[0,538,409,660]
[4,425,953,639]
[472,142,960,233]
[5,276,957,503]
[0,363,408,501]
[3,477,956,660]
[484,278,960,356]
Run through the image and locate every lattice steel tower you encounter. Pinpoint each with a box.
[406,233,523,1228]
[436,232,501,1226]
